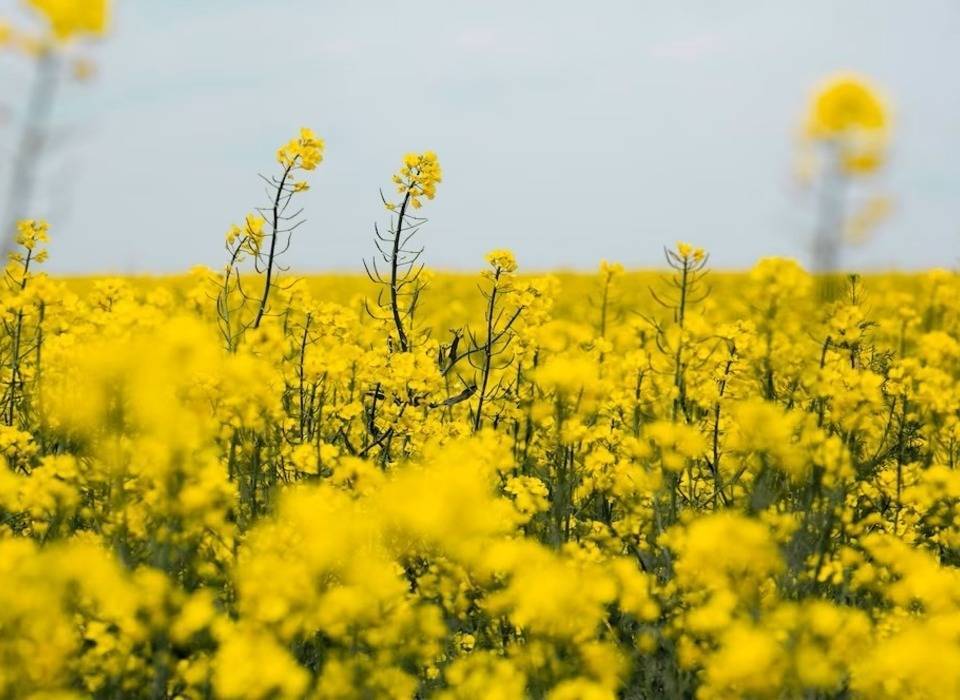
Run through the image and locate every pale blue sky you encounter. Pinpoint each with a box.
[1,0,958,272]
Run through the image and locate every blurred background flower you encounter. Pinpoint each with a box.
[797,73,894,286]
[0,0,110,255]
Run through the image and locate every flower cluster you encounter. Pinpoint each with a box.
[277,127,325,172]
[392,150,443,209]
[27,0,109,41]
[804,73,890,175]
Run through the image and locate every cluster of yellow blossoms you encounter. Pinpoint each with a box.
[391,151,443,209]
[277,128,326,173]
[1,134,959,699]
[1,0,108,53]
[27,0,109,41]
[805,73,889,175]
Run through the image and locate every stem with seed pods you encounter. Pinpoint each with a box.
[473,266,501,431]
[254,162,295,329]
[389,190,412,352]
[5,246,33,426]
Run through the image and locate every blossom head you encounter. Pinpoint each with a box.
[805,74,890,174]
[806,74,888,137]
[224,224,241,248]
[15,220,49,251]
[277,128,325,171]
[485,249,518,275]
[392,151,442,209]
[226,214,266,253]
[599,260,624,280]
[28,0,109,41]
[675,241,705,263]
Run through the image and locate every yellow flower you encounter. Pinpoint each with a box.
[675,241,705,263]
[485,248,518,274]
[805,73,890,175]
[213,624,309,699]
[224,224,242,247]
[28,0,109,41]
[391,150,442,209]
[644,421,706,472]
[599,259,624,279]
[276,127,325,171]
[807,73,888,137]
[15,219,49,250]
[702,622,787,696]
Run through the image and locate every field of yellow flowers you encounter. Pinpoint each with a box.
[1,128,959,700]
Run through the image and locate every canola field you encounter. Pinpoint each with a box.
[2,132,960,700]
